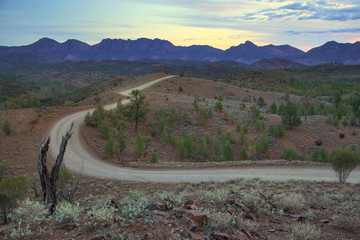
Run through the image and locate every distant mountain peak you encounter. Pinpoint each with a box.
[31,37,59,46]
[244,40,256,46]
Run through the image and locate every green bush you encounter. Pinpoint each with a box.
[283,147,298,160]
[270,102,277,114]
[105,137,115,157]
[150,149,158,163]
[135,135,145,158]
[312,147,329,163]
[222,141,234,161]
[55,202,81,224]
[240,146,249,160]
[269,123,285,138]
[254,119,265,132]
[339,132,345,138]
[178,132,194,159]
[0,176,27,223]
[257,136,269,154]
[0,163,10,181]
[9,199,47,225]
[2,120,12,136]
[257,96,266,107]
[331,146,359,183]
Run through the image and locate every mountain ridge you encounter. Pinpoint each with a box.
[0,38,359,65]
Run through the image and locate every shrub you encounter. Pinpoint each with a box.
[269,123,285,138]
[215,99,223,112]
[135,134,145,158]
[9,199,47,225]
[105,137,116,157]
[239,130,247,145]
[222,141,234,161]
[30,117,39,125]
[87,203,115,229]
[274,193,305,213]
[99,120,112,139]
[291,223,321,240]
[150,149,158,163]
[120,192,152,221]
[55,202,81,224]
[162,127,168,145]
[9,224,32,240]
[178,132,194,159]
[2,120,12,136]
[312,147,329,163]
[240,146,249,160]
[332,215,360,233]
[270,102,277,114]
[254,119,265,132]
[330,146,359,183]
[178,86,183,92]
[0,176,27,223]
[282,147,298,160]
[257,96,266,107]
[0,163,10,181]
[339,132,345,138]
[257,135,269,154]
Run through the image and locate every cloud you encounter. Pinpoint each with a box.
[283,27,360,35]
[241,1,360,21]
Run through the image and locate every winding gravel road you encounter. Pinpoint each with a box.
[49,76,360,183]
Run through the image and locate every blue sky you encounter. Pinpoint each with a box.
[0,0,359,50]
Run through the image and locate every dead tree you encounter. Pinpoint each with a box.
[36,123,74,214]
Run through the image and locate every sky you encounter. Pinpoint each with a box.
[0,0,360,51]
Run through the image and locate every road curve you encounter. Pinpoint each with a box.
[49,76,360,183]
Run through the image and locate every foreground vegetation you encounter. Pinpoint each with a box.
[1,178,359,239]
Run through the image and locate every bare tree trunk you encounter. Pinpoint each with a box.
[36,123,74,214]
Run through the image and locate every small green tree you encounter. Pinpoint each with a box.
[150,149,158,163]
[115,131,126,161]
[257,96,266,107]
[0,176,27,223]
[331,146,359,183]
[99,120,112,139]
[240,146,249,160]
[222,141,234,161]
[270,102,278,114]
[2,120,12,136]
[312,147,329,163]
[105,137,116,157]
[282,101,301,129]
[134,135,145,158]
[162,127,168,145]
[125,90,149,132]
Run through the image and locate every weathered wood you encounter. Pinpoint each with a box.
[36,122,74,213]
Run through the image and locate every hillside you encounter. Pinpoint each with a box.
[0,73,359,240]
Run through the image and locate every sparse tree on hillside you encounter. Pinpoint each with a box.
[282,101,301,129]
[125,90,149,132]
[257,96,266,108]
[302,93,314,123]
[270,102,277,114]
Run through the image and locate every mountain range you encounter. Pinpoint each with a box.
[0,38,359,66]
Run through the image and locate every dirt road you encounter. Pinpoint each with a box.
[48,76,360,183]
